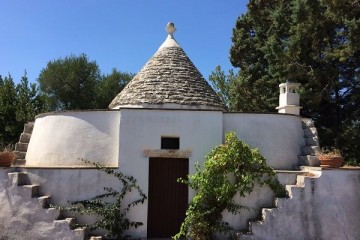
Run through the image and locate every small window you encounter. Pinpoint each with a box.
[161,137,180,149]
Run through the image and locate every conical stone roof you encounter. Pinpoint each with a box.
[109,22,225,110]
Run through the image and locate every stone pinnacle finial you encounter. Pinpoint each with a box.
[166,22,176,34]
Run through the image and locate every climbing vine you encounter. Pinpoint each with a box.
[174,131,285,240]
[55,159,147,240]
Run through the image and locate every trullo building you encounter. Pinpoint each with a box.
[0,23,359,240]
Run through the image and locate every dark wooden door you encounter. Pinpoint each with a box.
[147,158,189,238]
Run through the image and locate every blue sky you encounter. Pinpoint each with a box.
[0,1,248,84]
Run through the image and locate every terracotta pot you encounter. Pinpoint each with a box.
[319,156,344,168]
[0,151,15,167]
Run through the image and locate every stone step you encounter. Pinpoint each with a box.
[15,142,28,152]
[19,132,31,143]
[275,197,288,208]
[304,136,319,146]
[304,127,317,137]
[301,118,315,128]
[285,185,304,199]
[11,159,26,166]
[14,151,26,160]
[38,195,51,208]
[296,174,318,187]
[22,184,40,198]
[296,175,307,187]
[275,171,301,185]
[54,218,76,230]
[89,236,103,240]
[73,227,87,239]
[261,208,275,221]
[302,145,320,155]
[236,231,254,240]
[8,172,28,186]
[249,220,263,233]
[298,155,320,166]
[46,207,61,220]
[24,122,34,134]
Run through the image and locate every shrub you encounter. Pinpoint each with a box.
[174,132,284,239]
[56,159,147,239]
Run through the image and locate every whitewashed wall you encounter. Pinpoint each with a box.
[224,113,304,169]
[118,108,224,237]
[1,168,359,239]
[26,110,304,169]
[22,109,306,237]
[26,111,120,167]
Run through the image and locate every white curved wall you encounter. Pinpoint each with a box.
[224,113,304,169]
[26,111,120,167]
[19,109,308,237]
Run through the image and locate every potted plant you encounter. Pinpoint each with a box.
[0,145,15,167]
[317,148,344,168]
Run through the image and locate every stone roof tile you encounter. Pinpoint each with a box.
[109,23,225,110]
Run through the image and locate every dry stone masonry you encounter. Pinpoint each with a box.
[109,23,225,110]
[13,122,34,166]
[0,171,103,240]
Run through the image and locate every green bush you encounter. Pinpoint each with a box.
[174,132,284,239]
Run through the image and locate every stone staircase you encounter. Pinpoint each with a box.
[13,122,34,166]
[237,169,321,240]
[2,171,103,240]
[298,118,320,166]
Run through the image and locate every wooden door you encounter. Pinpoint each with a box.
[147,158,189,238]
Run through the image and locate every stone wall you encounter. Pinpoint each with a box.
[240,169,360,240]
[0,168,359,239]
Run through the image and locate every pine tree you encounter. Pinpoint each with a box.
[216,0,360,164]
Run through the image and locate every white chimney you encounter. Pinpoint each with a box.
[276,81,302,115]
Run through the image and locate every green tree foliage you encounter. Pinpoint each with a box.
[95,69,134,109]
[38,54,101,110]
[1,55,132,146]
[175,132,284,239]
[209,66,236,109]
[0,73,50,147]
[38,54,133,110]
[210,0,359,164]
[0,75,18,146]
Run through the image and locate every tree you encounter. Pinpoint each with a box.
[16,73,49,124]
[217,0,359,164]
[0,75,18,147]
[0,73,50,147]
[38,54,133,110]
[38,54,101,110]
[95,68,133,109]
[208,66,235,109]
